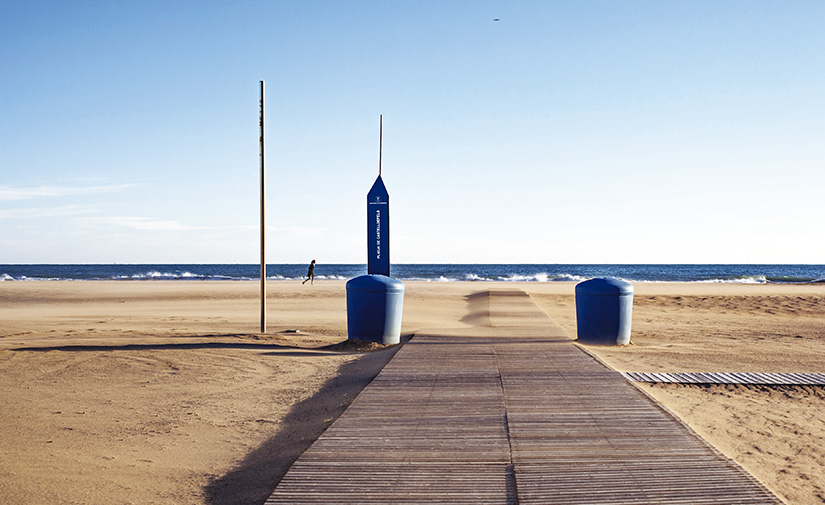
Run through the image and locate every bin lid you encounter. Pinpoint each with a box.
[346,274,405,293]
[575,277,634,296]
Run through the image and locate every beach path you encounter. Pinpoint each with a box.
[265,289,781,504]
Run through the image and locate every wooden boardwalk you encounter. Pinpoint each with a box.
[266,289,781,504]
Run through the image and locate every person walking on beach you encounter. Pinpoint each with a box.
[302,259,316,285]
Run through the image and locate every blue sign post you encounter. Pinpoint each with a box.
[367,175,390,276]
[346,115,404,345]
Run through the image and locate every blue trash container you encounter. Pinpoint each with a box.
[346,274,405,345]
[575,278,633,345]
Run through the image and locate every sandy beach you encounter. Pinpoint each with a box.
[1,281,824,504]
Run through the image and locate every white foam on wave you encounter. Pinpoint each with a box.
[499,274,535,282]
[267,274,350,281]
[552,274,589,282]
[0,274,59,281]
[394,276,459,282]
[315,274,349,281]
[698,275,768,284]
[498,272,588,283]
[120,271,180,280]
[395,272,592,283]
[115,270,242,281]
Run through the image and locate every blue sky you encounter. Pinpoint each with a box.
[2,1,823,264]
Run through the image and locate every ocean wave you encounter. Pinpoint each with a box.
[114,271,195,280]
[496,273,589,283]
[263,274,351,281]
[112,271,247,281]
[696,275,768,284]
[388,275,460,282]
[315,274,349,281]
[550,274,590,282]
[766,275,819,284]
[0,273,61,281]
[391,272,591,283]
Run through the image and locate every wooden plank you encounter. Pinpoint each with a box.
[626,371,825,385]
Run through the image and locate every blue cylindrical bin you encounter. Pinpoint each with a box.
[346,275,405,345]
[575,278,633,345]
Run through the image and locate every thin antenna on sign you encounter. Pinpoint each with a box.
[378,114,383,177]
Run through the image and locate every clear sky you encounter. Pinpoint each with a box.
[2,1,823,264]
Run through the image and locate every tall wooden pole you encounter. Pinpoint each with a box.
[259,81,266,333]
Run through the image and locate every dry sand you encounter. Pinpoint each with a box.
[1,280,824,504]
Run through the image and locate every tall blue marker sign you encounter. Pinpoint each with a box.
[345,116,403,345]
[367,175,390,276]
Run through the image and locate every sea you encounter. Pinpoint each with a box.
[1,264,824,284]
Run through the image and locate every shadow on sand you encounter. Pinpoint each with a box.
[459,290,492,326]
[11,333,404,356]
[203,336,409,505]
[11,341,340,357]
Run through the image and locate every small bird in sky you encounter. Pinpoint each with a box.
[493,18,500,21]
